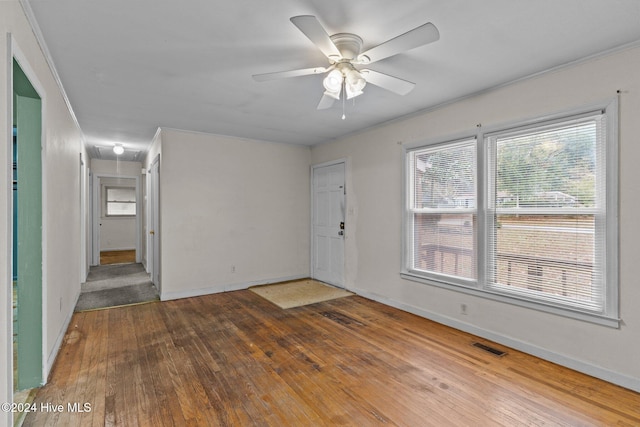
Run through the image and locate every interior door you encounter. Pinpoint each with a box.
[90,174,100,265]
[312,161,345,287]
[148,155,160,288]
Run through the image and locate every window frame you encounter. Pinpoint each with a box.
[401,100,619,327]
[405,137,479,289]
[105,186,137,217]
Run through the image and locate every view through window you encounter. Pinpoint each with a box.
[106,187,136,216]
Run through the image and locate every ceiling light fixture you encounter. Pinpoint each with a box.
[113,144,124,155]
[345,68,366,99]
[322,63,367,102]
[323,69,343,99]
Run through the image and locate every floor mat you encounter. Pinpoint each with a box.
[250,279,353,309]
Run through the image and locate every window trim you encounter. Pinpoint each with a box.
[401,99,619,328]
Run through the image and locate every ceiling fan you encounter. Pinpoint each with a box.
[252,15,440,111]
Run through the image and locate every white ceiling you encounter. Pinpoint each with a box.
[24,0,640,159]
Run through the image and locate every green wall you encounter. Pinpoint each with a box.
[13,59,43,390]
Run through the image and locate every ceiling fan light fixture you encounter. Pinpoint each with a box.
[113,144,124,155]
[345,68,366,99]
[323,69,343,93]
[346,88,363,100]
[324,89,341,100]
[348,70,366,90]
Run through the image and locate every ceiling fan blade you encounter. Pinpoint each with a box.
[290,15,341,59]
[361,69,415,95]
[358,22,439,64]
[252,67,327,82]
[317,93,337,110]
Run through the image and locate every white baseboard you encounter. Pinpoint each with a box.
[353,286,640,394]
[46,289,80,379]
[160,274,308,301]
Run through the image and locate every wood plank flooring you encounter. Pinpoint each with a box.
[100,250,136,265]
[24,291,640,426]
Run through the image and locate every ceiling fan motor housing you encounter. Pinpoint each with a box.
[329,33,364,61]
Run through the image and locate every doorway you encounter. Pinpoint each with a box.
[147,155,160,290]
[91,174,142,266]
[79,171,156,311]
[12,58,43,391]
[311,160,346,288]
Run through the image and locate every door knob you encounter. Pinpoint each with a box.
[149,230,155,235]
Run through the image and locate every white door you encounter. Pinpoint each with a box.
[312,161,345,287]
[148,155,160,288]
[79,153,87,281]
[90,174,100,266]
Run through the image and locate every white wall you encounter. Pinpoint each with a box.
[311,45,640,392]
[157,128,311,300]
[1,2,86,422]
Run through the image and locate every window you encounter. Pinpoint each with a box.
[106,187,136,216]
[407,140,477,284]
[404,103,618,326]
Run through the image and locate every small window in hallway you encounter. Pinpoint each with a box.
[106,187,136,216]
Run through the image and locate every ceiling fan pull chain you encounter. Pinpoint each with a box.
[342,80,346,120]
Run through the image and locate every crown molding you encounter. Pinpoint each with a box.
[19,0,86,147]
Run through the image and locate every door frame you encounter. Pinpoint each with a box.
[79,153,87,282]
[90,173,142,265]
[7,35,48,391]
[147,154,160,290]
[310,158,347,288]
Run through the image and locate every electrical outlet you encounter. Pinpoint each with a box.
[460,303,468,315]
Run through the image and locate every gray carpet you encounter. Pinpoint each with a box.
[76,263,159,311]
[86,263,147,282]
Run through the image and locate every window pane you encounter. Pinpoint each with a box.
[489,115,605,311]
[496,122,596,209]
[492,214,599,308]
[412,142,476,209]
[107,202,136,216]
[107,187,136,202]
[413,213,476,280]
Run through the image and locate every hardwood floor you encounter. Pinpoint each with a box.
[24,291,639,426]
[100,250,136,265]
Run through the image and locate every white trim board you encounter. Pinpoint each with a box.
[46,288,79,375]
